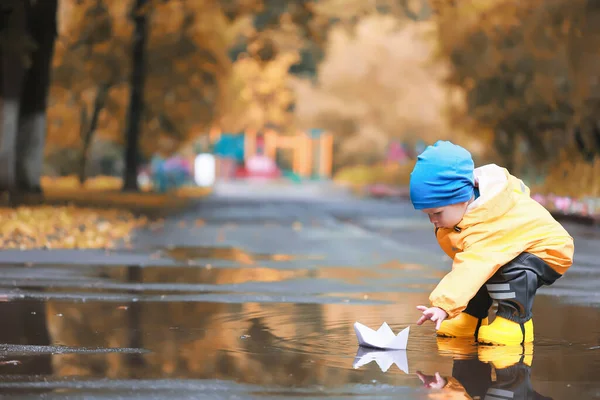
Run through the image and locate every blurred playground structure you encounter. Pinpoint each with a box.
[137,127,334,193]
[208,127,334,181]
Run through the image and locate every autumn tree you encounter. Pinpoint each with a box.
[217,0,434,136]
[49,0,133,181]
[565,0,600,161]
[141,0,238,153]
[48,0,237,182]
[46,0,445,183]
[432,0,600,177]
[215,0,324,133]
[122,0,148,192]
[0,0,58,196]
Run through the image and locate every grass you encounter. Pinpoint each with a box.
[38,175,212,212]
[333,162,415,194]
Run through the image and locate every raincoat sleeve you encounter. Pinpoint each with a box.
[428,241,523,319]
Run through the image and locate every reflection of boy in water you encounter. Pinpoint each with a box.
[416,350,553,400]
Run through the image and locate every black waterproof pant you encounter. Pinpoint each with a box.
[452,358,553,400]
[464,252,562,324]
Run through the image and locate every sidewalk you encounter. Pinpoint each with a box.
[213,179,353,201]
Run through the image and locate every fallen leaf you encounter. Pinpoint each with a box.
[0,205,147,250]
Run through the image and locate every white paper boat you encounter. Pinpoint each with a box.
[353,347,409,374]
[354,321,409,350]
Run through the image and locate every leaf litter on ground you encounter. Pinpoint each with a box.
[0,205,148,249]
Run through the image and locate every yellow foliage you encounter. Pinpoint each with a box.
[48,0,134,155]
[533,151,600,198]
[0,205,147,249]
[174,186,213,198]
[40,175,213,198]
[334,162,415,187]
[40,175,125,192]
[49,0,238,159]
[148,0,185,36]
[432,0,591,172]
[219,52,299,132]
[40,175,83,191]
[138,0,240,155]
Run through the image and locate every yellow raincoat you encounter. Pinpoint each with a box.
[430,164,574,319]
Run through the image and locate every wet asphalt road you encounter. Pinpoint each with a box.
[0,181,598,399]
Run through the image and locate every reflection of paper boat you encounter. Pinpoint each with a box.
[354,322,409,350]
[353,347,409,374]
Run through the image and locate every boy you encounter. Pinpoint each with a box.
[410,141,574,345]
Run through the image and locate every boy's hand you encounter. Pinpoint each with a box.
[416,371,447,389]
[416,305,448,330]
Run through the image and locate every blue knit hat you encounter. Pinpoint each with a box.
[409,140,474,210]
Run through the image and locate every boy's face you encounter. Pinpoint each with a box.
[421,201,469,229]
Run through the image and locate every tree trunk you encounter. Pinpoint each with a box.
[0,1,26,193]
[78,105,88,184]
[122,0,149,192]
[15,0,58,194]
[79,84,109,184]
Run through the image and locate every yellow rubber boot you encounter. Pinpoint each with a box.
[478,342,534,369]
[477,316,534,346]
[436,337,478,360]
[437,312,488,339]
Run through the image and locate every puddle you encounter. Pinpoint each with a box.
[163,246,324,265]
[0,261,443,306]
[0,294,596,398]
[0,243,597,398]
